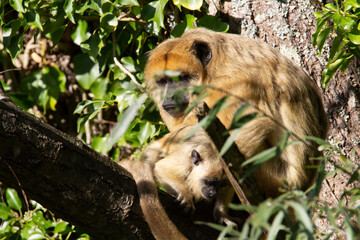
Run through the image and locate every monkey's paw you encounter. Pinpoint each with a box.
[176,193,195,214]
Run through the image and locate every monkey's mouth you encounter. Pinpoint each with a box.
[163,103,188,116]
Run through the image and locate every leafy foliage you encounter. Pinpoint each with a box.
[0,186,89,239]
[1,0,359,239]
[312,0,360,88]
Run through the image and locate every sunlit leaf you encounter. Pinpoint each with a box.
[6,189,22,211]
[64,0,75,23]
[100,12,118,33]
[104,94,147,153]
[288,201,313,233]
[172,0,202,10]
[71,20,91,46]
[9,0,25,13]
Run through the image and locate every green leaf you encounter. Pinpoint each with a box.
[197,15,229,32]
[9,0,25,13]
[6,189,22,211]
[172,0,203,10]
[90,78,108,99]
[329,35,343,60]
[324,3,338,12]
[228,103,255,130]
[25,10,43,31]
[150,0,168,29]
[100,12,118,33]
[332,12,356,30]
[103,93,148,153]
[120,0,140,6]
[171,14,197,38]
[137,122,156,144]
[348,26,360,44]
[71,20,91,46]
[6,34,24,64]
[267,211,286,240]
[121,56,137,72]
[54,221,70,234]
[241,146,278,181]
[20,66,66,111]
[74,54,101,90]
[218,128,240,158]
[81,34,102,60]
[0,203,12,220]
[288,201,313,233]
[64,0,75,24]
[317,26,333,52]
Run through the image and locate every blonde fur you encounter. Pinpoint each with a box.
[145,28,329,197]
[120,126,227,240]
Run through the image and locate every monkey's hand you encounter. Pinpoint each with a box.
[176,192,195,213]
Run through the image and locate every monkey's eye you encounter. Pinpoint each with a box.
[179,74,191,83]
[156,77,170,86]
[203,179,220,187]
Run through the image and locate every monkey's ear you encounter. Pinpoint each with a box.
[192,41,212,66]
[191,150,202,166]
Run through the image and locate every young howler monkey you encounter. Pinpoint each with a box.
[120,126,231,240]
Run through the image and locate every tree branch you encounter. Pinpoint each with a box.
[0,97,218,240]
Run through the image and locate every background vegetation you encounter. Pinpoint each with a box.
[0,0,359,239]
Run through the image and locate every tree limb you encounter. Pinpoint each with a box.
[0,93,218,240]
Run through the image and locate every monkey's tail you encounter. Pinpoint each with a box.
[120,160,188,240]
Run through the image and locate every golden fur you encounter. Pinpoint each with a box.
[145,28,329,197]
[120,126,228,240]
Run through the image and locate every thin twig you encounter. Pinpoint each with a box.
[2,157,30,211]
[325,178,340,204]
[111,33,143,90]
[0,68,21,75]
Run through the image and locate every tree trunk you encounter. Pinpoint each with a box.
[206,0,360,234]
[0,90,219,240]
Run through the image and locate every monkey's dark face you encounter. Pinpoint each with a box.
[191,149,223,200]
[145,38,212,118]
[201,178,221,199]
[156,73,192,116]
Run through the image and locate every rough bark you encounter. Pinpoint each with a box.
[0,91,219,240]
[206,0,360,236]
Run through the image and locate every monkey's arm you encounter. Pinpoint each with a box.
[120,160,188,240]
[154,157,196,211]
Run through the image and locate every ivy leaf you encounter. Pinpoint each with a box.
[25,10,43,31]
[64,0,75,24]
[150,0,168,29]
[73,54,101,90]
[100,12,118,33]
[71,20,91,46]
[171,14,197,38]
[6,34,24,64]
[9,0,25,13]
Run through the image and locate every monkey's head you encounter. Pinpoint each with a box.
[144,31,213,121]
[188,149,225,201]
